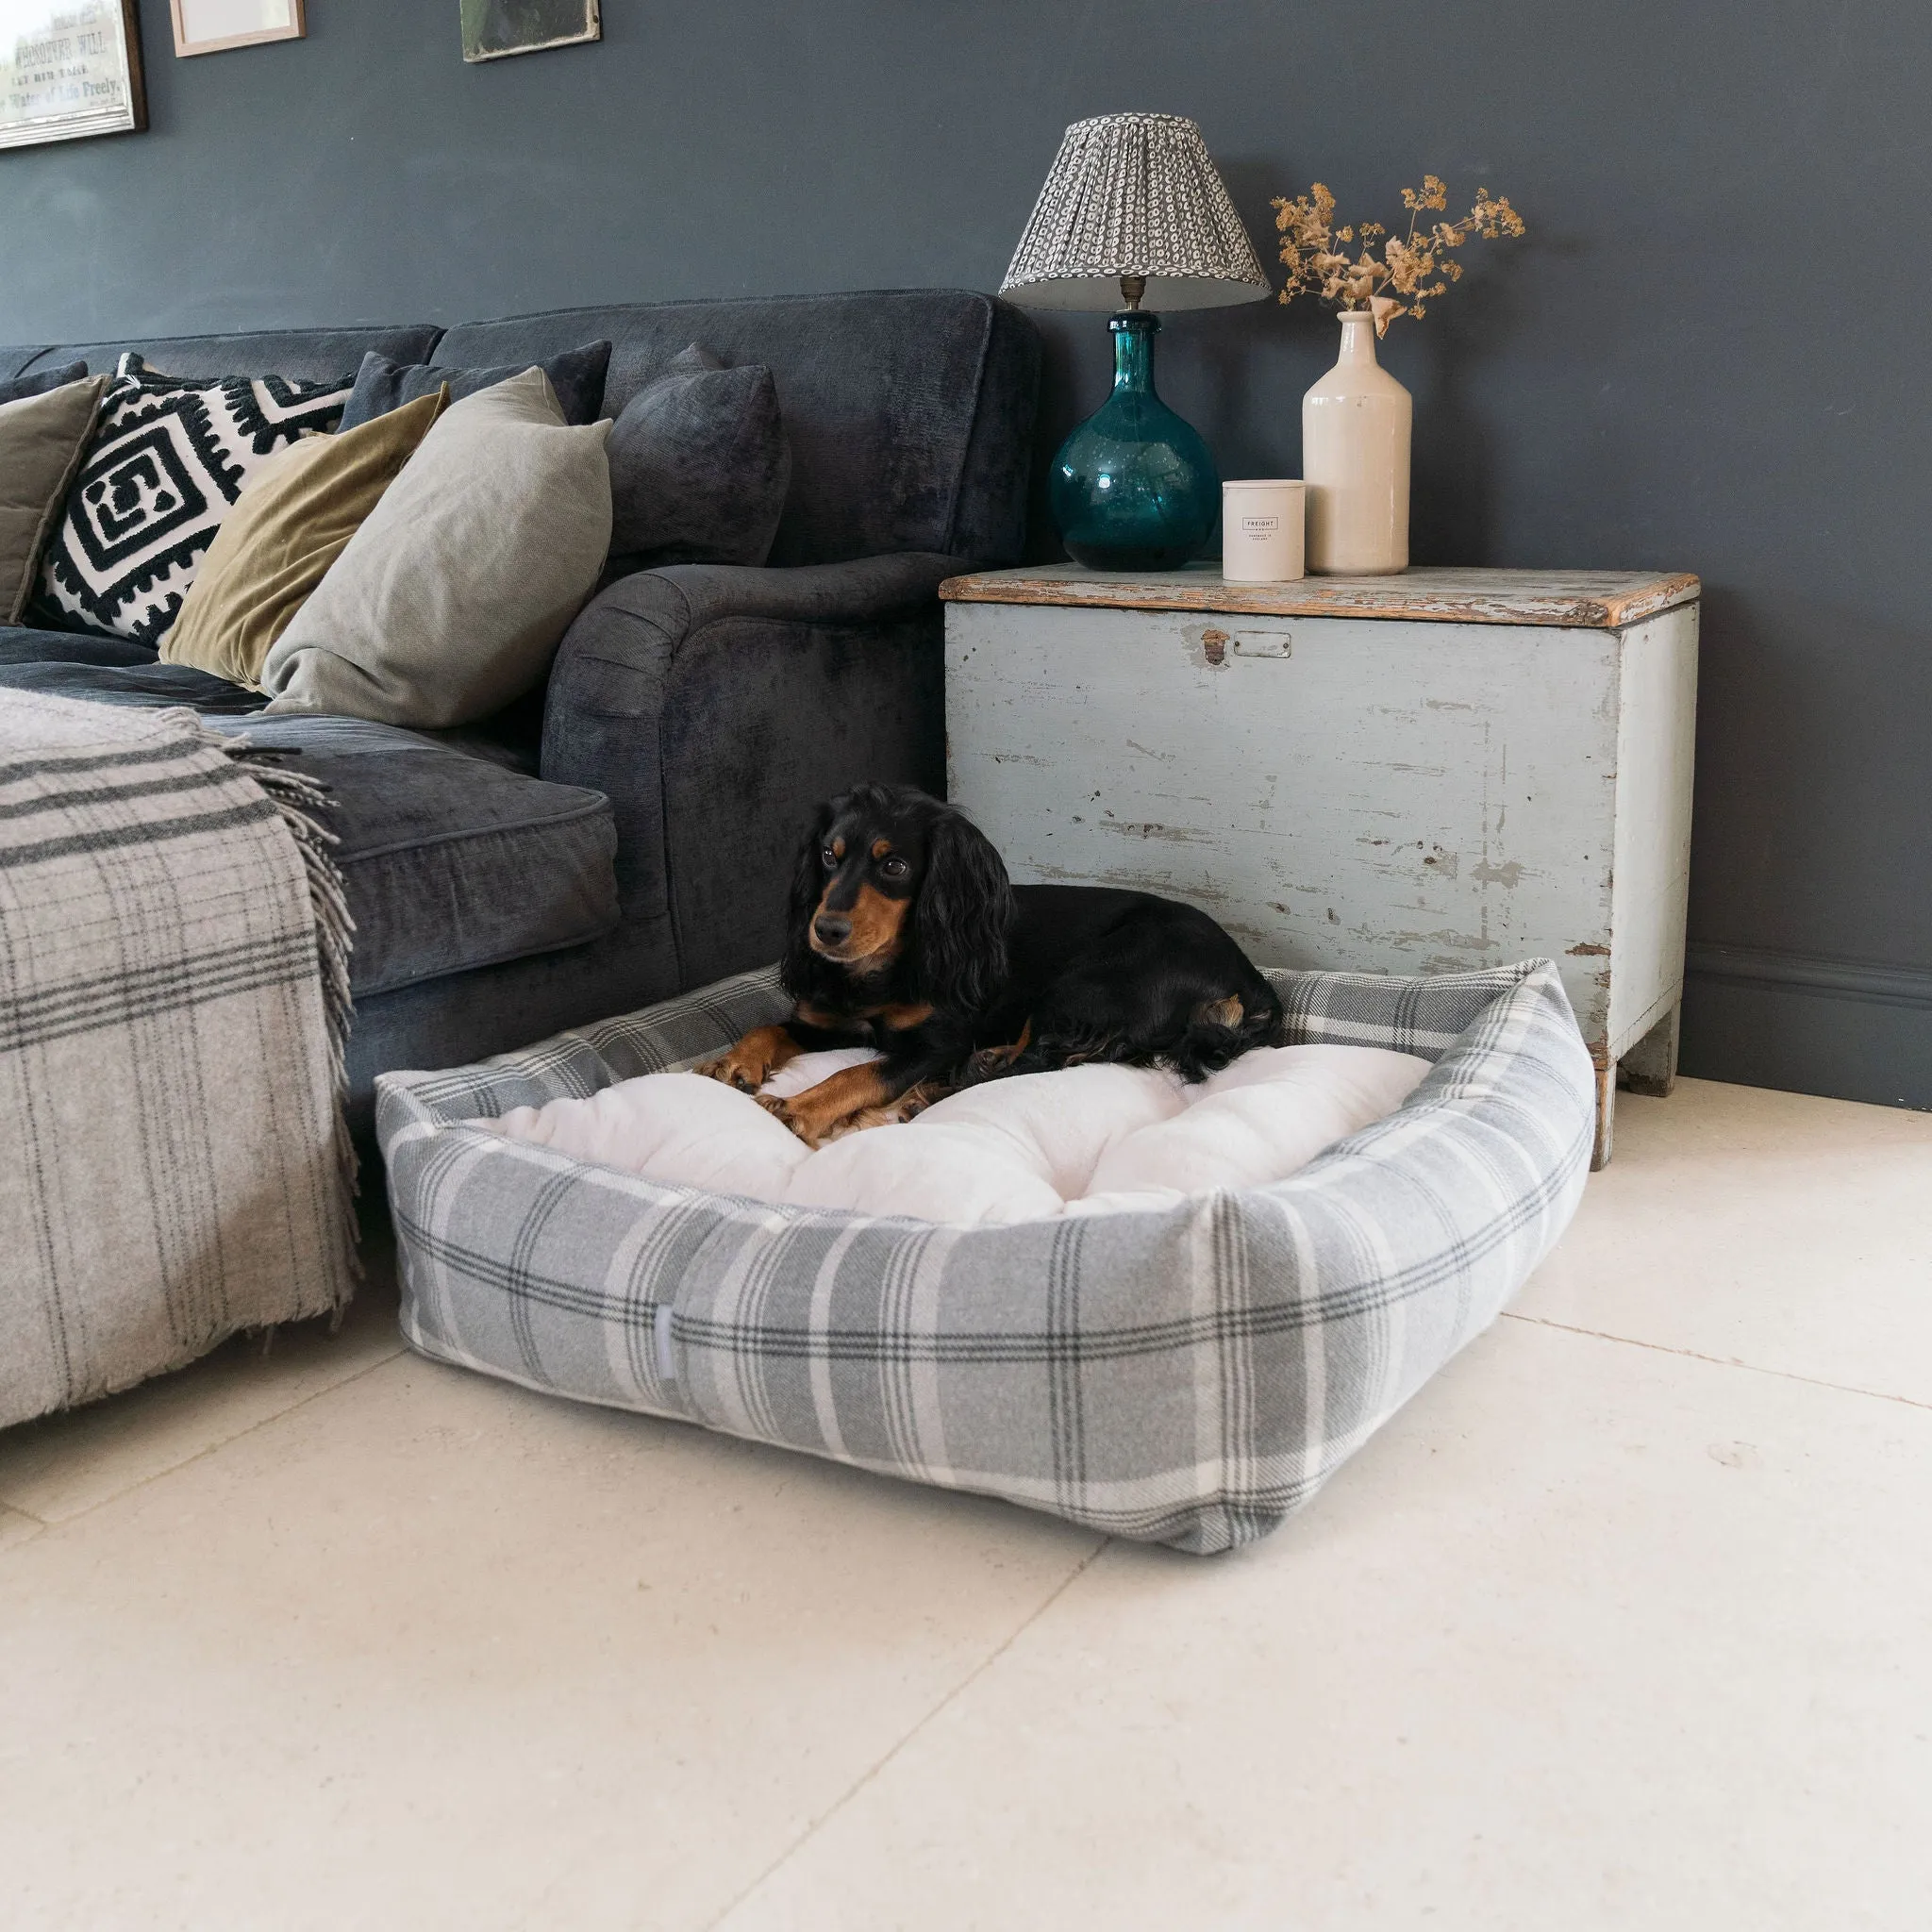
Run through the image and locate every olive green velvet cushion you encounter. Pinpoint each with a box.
[0,376,108,624]
[160,389,447,688]
[259,369,612,728]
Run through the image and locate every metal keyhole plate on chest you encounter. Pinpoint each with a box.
[1198,625,1293,665]
[1231,630,1292,659]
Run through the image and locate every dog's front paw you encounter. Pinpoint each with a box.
[696,1047,767,1093]
[695,1024,794,1094]
[756,1091,826,1148]
[755,1061,891,1147]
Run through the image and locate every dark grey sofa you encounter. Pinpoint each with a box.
[0,290,1041,1134]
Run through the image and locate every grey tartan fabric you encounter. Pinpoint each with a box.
[378,958,1594,1554]
[0,691,357,1428]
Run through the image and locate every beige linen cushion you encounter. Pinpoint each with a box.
[259,368,612,726]
[160,389,447,687]
[0,376,108,623]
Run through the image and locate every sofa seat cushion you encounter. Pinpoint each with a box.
[0,631,612,995]
[205,714,619,997]
[0,629,547,769]
[0,624,269,712]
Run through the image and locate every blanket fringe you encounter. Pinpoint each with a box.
[207,726,362,1292]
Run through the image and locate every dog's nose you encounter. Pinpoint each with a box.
[813,913,852,947]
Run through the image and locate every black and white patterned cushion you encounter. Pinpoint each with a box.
[35,355,353,645]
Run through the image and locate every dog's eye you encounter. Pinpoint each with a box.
[878,855,909,879]
[821,846,838,870]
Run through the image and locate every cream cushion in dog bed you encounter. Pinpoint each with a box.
[488,1043,1430,1224]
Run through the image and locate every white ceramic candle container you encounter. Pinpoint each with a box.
[1221,479,1307,583]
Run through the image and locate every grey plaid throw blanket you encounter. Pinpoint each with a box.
[0,691,357,1428]
[380,958,1594,1554]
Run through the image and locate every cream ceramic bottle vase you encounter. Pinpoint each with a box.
[1302,309,1411,574]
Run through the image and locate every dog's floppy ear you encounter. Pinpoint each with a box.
[780,800,835,996]
[915,808,1012,1013]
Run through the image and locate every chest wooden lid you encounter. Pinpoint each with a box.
[939,564,1701,630]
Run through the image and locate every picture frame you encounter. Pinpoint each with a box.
[0,0,147,150]
[461,0,601,65]
[170,0,304,58]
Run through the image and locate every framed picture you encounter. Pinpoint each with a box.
[461,0,601,64]
[0,0,146,150]
[171,0,304,58]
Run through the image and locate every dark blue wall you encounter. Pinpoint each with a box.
[6,0,1928,1107]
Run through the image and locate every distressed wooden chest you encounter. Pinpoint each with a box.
[941,565,1701,1167]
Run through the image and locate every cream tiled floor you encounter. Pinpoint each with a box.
[1,1079,1927,1931]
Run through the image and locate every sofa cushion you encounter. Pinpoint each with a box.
[205,713,620,997]
[0,361,89,405]
[35,356,357,644]
[0,631,613,998]
[160,389,448,687]
[0,627,545,762]
[260,370,611,728]
[336,341,609,431]
[607,343,790,567]
[1,377,108,622]
[0,624,270,712]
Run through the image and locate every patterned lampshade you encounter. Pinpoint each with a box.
[1001,112,1271,312]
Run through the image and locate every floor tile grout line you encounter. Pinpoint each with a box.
[700,1534,1113,1931]
[0,1341,409,1531]
[1499,1311,1932,1412]
[0,1506,51,1560]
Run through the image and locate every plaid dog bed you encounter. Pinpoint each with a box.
[377,959,1593,1554]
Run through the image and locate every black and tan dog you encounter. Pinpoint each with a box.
[697,783,1282,1145]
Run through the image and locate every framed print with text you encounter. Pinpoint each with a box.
[0,0,146,150]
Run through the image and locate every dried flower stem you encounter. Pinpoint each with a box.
[1271,175,1525,334]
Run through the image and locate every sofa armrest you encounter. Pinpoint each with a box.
[541,553,960,986]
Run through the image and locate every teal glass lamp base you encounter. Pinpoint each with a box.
[1051,311,1219,571]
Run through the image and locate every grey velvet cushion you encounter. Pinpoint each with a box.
[0,623,268,712]
[261,369,612,727]
[0,377,107,623]
[336,341,609,432]
[0,630,613,997]
[606,343,791,566]
[206,714,619,996]
[0,361,89,405]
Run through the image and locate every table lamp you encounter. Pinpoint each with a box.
[1001,112,1270,570]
